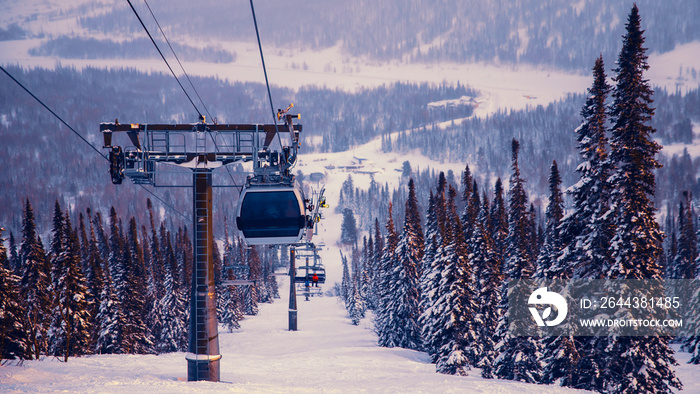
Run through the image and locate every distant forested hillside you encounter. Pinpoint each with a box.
[1,66,698,237]
[0,66,473,234]
[75,0,700,71]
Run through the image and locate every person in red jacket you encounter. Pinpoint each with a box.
[312,273,319,287]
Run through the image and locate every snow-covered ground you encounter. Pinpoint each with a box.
[2,275,699,393]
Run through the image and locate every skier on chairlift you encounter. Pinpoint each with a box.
[312,273,319,287]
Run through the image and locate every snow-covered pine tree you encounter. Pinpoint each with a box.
[431,185,478,375]
[347,248,366,326]
[536,164,580,387]
[404,178,425,266]
[92,211,110,269]
[243,246,260,316]
[176,226,193,292]
[558,55,613,280]
[340,208,359,246]
[146,199,164,299]
[375,203,400,348]
[364,219,384,311]
[460,164,475,236]
[0,227,31,361]
[489,178,508,264]
[8,232,20,274]
[469,190,503,379]
[19,199,51,359]
[493,138,542,384]
[155,262,188,352]
[681,191,700,361]
[141,210,162,352]
[82,209,106,348]
[600,5,681,393]
[670,192,697,279]
[47,201,67,357]
[419,186,445,361]
[119,217,152,354]
[49,213,93,361]
[686,278,700,364]
[543,56,612,390]
[380,179,424,351]
[358,236,372,309]
[340,251,351,305]
[95,280,124,355]
[535,161,565,279]
[217,227,244,332]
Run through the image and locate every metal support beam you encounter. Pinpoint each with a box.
[288,246,297,331]
[187,169,221,381]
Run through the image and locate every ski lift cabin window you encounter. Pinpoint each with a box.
[236,186,306,245]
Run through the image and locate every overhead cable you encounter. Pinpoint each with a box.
[142,0,213,122]
[0,65,191,222]
[125,0,202,118]
[139,0,240,188]
[249,0,282,147]
[0,65,107,161]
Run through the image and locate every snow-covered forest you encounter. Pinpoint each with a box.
[3,0,700,393]
[0,198,282,359]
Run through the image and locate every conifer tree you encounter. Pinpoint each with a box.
[218,226,244,332]
[146,199,164,298]
[358,236,372,309]
[537,162,581,386]
[365,218,384,310]
[433,186,478,374]
[243,246,260,316]
[535,161,565,278]
[489,178,508,263]
[469,191,503,378]
[155,263,188,352]
[380,179,424,351]
[493,138,542,383]
[9,232,20,274]
[460,164,474,229]
[670,192,697,279]
[347,248,366,326]
[560,55,613,280]
[119,217,151,354]
[48,212,93,361]
[375,203,400,348]
[82,209,105,349]
[19,198,51,359]
[341,208,359,246]
[545,56,612,390]
[340,251,351,304]
[95,280,124,355]
[419,187,446,360]
[0,227,31,361]
[92,211,110,269]
[600,5,681,393]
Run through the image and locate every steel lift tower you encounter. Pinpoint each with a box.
[101,113,302,382]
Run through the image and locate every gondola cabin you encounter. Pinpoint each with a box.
[236,185,306,245]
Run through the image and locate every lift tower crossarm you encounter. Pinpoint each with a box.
[101,122,301,151]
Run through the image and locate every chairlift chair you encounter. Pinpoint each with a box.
[293,264,326,284]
